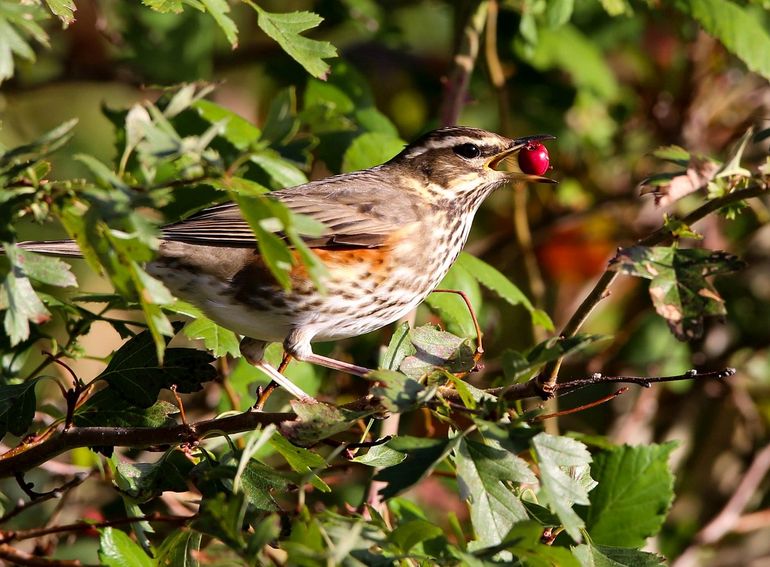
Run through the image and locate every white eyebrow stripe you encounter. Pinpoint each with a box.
[403,135,501,158]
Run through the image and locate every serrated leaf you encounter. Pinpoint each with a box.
[368,369,436,413]
[270,433,330,492]
[375,435,464,499]
[399,325,476,380]
[200,0,238,47]
[477,521,581,566]
[573,544,666,567]
[425,262,482,338]
[609,246,744,340]
[0,378,40,439]
[44,0,76,25]
[73,389,178,428]
[582,443,676,548]
[679,0,770,81]
[280,400,374,446]
[170,301,240,358]
[142,0,183,13]
[341,132,405,172]
[532,433,593,542]
[1,244,52,345]
[456,252,554,331]
[12,249,77,287]
[253,6,338,79]
[240,460,290,511]
[114,449,193,503]
[455,438,533,546]
[97,328,216,407]
[194,99,261,150]
[98,527,154,567]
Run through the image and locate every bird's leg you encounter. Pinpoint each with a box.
[254,353,293,409]
[240,338,314,402]
[284,332,373,377]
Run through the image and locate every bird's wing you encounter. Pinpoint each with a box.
[161,169,420,249]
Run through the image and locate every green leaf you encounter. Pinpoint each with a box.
[156,531,202,567]
[352,444,407,467]
[97,328,216,407]
[573,544,666,567]
[399,325,476,380]
[368,369,435,413]
[388,519,443,553]
[639,155,719,205]
[374,435,463,499]
[454,438,534,546]
[456,252,553,331]
[252,6,338,79]
[98,527,154,567]
[598,0,632,16]
[200,0,238,47]
[474,521,581,566]
[280,399,375,446]
[44,0,76,26]
[1,244,51,345]
[170,301,240,358]
[192,492,247,552]
[11,249,77,287]
[260,87,300,145]
[532,433,594,542]
[609,246,744,340]
[583,443,676,548]
[0,378,40,439]
[114,449,193,503]
[679,0,770,81]
[425,262,482,338]
[652,145,690,166]
[380,322,415,371]
[341,132,405,172]
[270,433,330,492]
[194,99,261,150]
[250,150,308,188]
[240,460,290,511]
[73,389,178,428]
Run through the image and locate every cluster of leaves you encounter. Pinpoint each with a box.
[1,1,769,565]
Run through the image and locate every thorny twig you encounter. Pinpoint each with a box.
[0,474,89,524]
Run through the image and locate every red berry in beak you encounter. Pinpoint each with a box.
[517,142,550,176]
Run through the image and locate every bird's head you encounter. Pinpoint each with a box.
[390,126,555,206]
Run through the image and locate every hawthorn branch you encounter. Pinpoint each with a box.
[0,473,89,524]
[0,410,293,478]
[536,182,768,394]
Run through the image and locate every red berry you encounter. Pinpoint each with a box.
[517,142,550,176]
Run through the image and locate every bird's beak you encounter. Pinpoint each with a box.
[487,134,557,184]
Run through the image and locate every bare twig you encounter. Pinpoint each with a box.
[0,474,89,524]
[533,388,629,422]
[537,182,768,394]
[440,1,489,126]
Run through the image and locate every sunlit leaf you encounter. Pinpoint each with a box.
[609,246,744,340]
[252,6,338,79]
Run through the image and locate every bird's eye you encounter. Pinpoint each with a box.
[453,143,481,159]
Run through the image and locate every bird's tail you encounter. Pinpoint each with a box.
[15,240,84,258]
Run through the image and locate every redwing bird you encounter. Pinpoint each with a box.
[21,127,554,400]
